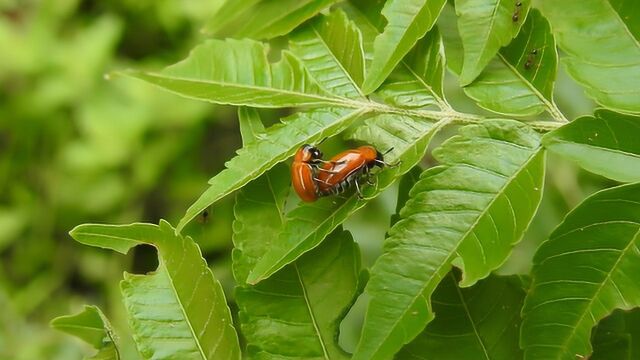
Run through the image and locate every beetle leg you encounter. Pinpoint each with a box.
[354,180,365,200]
[375,159,402,168]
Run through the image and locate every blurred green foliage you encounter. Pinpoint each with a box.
[0,1,606,359]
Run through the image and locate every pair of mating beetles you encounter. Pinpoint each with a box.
[291,143,395,202]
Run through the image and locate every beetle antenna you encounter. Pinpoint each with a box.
[317,137,328,145]
[382,147,394,156]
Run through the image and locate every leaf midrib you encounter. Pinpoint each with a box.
[546,138,640,159]
[294,263,330,359]
[452,272,490,360]
[549,224,640,359]
[161,260,208,360]
[364,146,541,358]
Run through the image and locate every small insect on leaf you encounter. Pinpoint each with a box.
[524,48,538,69]
[512,1,523,22]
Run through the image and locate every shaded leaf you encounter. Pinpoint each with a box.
[464,9,560,117]
[125,39,346,109]
[233,164,362,359]
[542,109,640,183]
[537,0,640,113]
[398,273,525,360]
[289,9,366,99]
[457,0,531,85]
[521,182,640,360]
[70,221,241,360]
[238,107,265,146]
[178,108,367,233]
[204,0,340,40]
[590,310,638,360]
[51,305,120,360]
[246,114,443,284]
[361,0,447,94]
[354,120,545,360]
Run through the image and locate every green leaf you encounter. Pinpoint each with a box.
[204,0,340,40]
[376,27,446,110]
[521,182,640,360]
[246,114,444,284]
[536,0,640,113]
[457,0,531,85]
[353,120,545,360]
[51,305,120,360]
[397,273,525,360]
[361,0,447,94]
[234,166,362,358]
[344,1,449,108]
[125,39,347,109]
[177,108,367,233]
[70,221,241,360]
[238,107,266,146]
[289,9,366,99]
[542,109,640,183]
[464,9,560,117]
[590,310,639,360]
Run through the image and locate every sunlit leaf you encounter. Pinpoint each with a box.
[398,273,525,360]
[51,305,120,360]
[246,114,443,284]
[177,108,367,233]
[289,9,366,99]
[521,182,640,360]
[361,0,447,94]
[124,39,348,109]
[70,221,241,360]
[537,0,640,113]
[233,163,362,359]
[204,0,340,40]
[457,0,531,85]
[542,109,640,183]
[354,120,545,360]
[464,9,560,117]
[345,1,449,109]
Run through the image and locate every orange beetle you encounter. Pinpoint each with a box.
[317,145,394,198]
[291,144,324,202]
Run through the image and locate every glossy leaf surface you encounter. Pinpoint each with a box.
[361,0,447,94]
[126,39,344,109]
[398,273,525,360]
[464,9,558,117]
[290,10,366,99]
[537,0,640,113]
[204,0,340,40]
[522,183,640,360]
[233,163,361,359]
[354,120,545,360]
[51,305,120,360]
[70,221,241,360]
[457,0,531,85]
[542,109,640,183]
